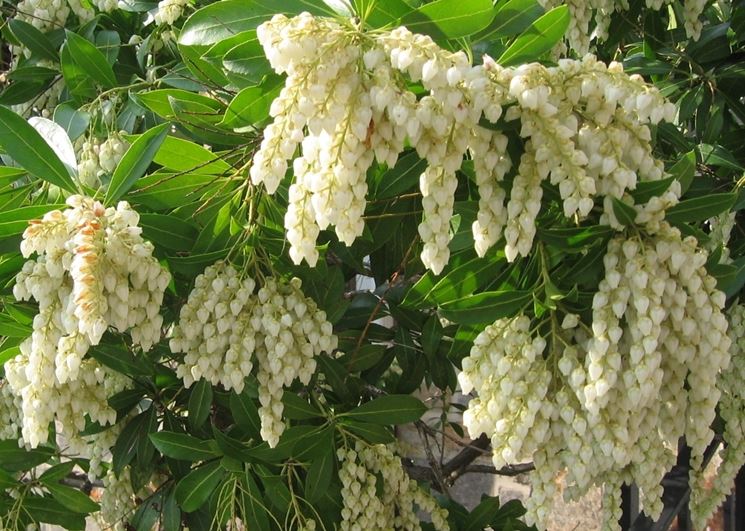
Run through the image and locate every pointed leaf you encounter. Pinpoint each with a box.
[498,5,569,66]
[344,395,426,425]
[0,106,76,192]
[105,122,170,204]
[175,461,224,512]
[438,290,532,325]
[150,432,219,461]
[64,30,117,88]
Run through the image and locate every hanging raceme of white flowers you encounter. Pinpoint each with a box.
[459,216,731,530]
[5,195,170,449]
[539,0,708,55]
[170,262,338,447]
[337,442,449,531]
[249,13,675,275]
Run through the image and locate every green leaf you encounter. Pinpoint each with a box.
[230,389,261,438]
[151,135,230,174]
[222,37,272,84]
[630,177,676,204]
[665,193,737,224]
[669,150,696,194]
[150,432,219,461]
[281,393,323,420]
[88,344,151,376]
[47,484,99,514]
[537,225,613,250]
[425,252,507,305]
[175,461,224,512]
[241,472,271,531]
[105,122,170,204]
[339,419,396,444]
[39,461,76,484]
[53,104,90,142]
[698,144,744,172]
[180,0,267,46]
[59,44,96,101]
[135,89,223,119]
[139,213,198,252]
[344,395,426,424]
[337,344,387,372]
[8,19,58,61]
[64,30,117,88]
[497,5,569,66]
[464,495,501,531]
[167,249,230,276]
[0,106,76,192]
[0,440,53,471]
[305,449,334,503]
[162,488,181,531]
[112,410,152,475]
[0,204,66,238]
[22,496,86,530]
[412,0,495,38]
[611,197,637,227]
[188,379,213,430]
[221,76,283,129]
[372,151,426,199]
[474,0,544,41]
[439,290,532,325]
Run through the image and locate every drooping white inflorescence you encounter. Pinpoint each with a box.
[154,0,190,25]
[77,133,130,189]
[171,263,337,447]
[0,381,22,440]
[337,442,449,530]
[6,195,170,449]
[459,217,731,530]
[251,14,674,273]
[539,0,707,54]
[690,303,745,528]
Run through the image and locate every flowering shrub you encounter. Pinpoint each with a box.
[0,0,743,530]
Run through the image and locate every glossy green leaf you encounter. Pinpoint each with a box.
[340,419,396,444]
[305,449,334,503]
[665,193,737,224]
[22,496,86,530]
[175,461,224,512]
[230,389,261,438]
[222,76,282,128]
[150,432,219,461]
[0,440,53,471]
[47,484,99,514]
[151,136,231,174]
[498,5,569,66]
[0,204,66,238]
[669,150,696,194]
[241,472,271,531]
[611,197,637,227]
[439,290,532,325]
[538,225,613,250]
[344,395,426,424]
[59,43,96,101]
[630,177,676,204]
[281,392,323,420]
[65,30,117,88]
[105,122,170,204]
[474,0,544,41]
[8,19,59,61]
[188,379,213,430]
[411,0,495,38]
[139,213,198,252]
[53,104,90,142]
[0,106,76,192]
[372,151,426,199]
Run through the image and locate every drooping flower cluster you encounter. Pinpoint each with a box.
[77,133,130,189]
[337,442,449,530]
[98,467,138,531]
[0,381,22,440]
[539,0,707,54]
[171,262,337,447]
[154,0,190,25]
[6,195,170,448]
[459,220,731,530]
[250,14,675,273]
[690,303,745,528]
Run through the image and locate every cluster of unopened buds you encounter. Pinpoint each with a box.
[251,14,675,273]
[153,0,190,25]
[337,442,449,530]
[171,262,337,447]
[459,219,731,530]
[5,195,169,449]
